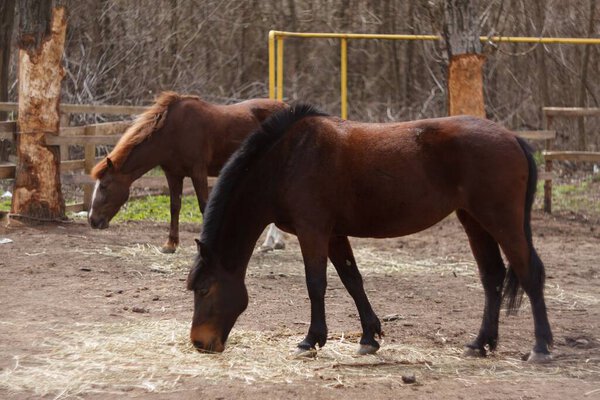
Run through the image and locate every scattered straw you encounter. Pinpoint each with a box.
[1,319,597,398]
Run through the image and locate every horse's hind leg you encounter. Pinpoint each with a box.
[161,171,184,254]
[495,231,553,362]
[329,235,382,355]
[456,210,506,357]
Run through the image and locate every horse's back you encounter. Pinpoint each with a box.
[276,115,528,238]
[163,98,286,175]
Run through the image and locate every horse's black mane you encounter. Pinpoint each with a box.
[200,103,328,250]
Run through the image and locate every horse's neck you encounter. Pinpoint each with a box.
[213,186,271,277]
[120,136,166,180]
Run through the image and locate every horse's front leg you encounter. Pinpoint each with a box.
[191,169,209,214]
[296,232,330,355]
[160,171,184,254]
[329,235,382,354]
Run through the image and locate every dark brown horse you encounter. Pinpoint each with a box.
[186,105,553,362]
[89,92,287,252]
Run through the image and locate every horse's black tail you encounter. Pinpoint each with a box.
[502,136,545,315]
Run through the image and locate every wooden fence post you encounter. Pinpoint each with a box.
[543,113,553,213]
[83,124,96,211]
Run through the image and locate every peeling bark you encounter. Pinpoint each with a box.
[12,5,66,219]
[448,53,486,118]
[444,0,485,117]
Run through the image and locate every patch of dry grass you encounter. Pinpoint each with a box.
[1,319,597,399]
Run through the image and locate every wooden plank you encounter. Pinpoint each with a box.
[85,121,130,136]
[543,107,600,117]
[516,130,556,140]
[0,122,16,141]
[538,171,553,181]
[45,134,121,146]
[0,102,148,115]
[543,151,600,162]
[60,160,85,172]
[62,175,217,191]
[3,123,127,141]
[60,157,103,173]
[60,174,88,185]
[0,131,13,141]
[0,162,15,179]
[0,103,16,112]
[0,121,16,133]
[59,122,129,137]
[65,203,85,213]
[59,126,86,136]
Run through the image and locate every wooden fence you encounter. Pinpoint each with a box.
[1,102,599,215]
[542,107,600,213]
[0,102,207,213]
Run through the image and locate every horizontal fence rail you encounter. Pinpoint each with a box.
[0,102,148,115]
[0,115,221,213]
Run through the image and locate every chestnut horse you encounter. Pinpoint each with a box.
[186,105,553,362]
[89,92,287,253]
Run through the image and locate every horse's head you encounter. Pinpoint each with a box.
[186,240,248,353]
[88,158,131,229]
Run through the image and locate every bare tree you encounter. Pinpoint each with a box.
[1,0,597,150]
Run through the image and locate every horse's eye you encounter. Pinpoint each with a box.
[197,288,209,297]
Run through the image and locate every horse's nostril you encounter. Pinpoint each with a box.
[193,340,204,350]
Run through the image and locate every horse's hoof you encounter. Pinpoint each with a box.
[358,344,379,355]
[258,245,275,253]
[527,350,552,363]
[463,347,485,358]
[294,347,317,358]
[160,245,177,254]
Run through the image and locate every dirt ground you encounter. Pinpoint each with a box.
[0,211,598,399]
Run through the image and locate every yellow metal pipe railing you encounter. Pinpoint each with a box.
[268,30,600,118]
[276,37,284,101]
[340,38,348,119]
[268,31,276,99]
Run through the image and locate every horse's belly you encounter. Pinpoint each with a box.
[334,196,457,238]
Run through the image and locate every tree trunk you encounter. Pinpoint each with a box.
[0,0,16,162]
[0,0,15,117]
[12,2,66,220]
[443,0,485,117]
[577,0,596,151]
[533,0,549,125]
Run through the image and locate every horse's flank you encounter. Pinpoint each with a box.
[91,91,199,179]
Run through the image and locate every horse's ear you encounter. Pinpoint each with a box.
[106,157,114,170]
[195,239,213,262]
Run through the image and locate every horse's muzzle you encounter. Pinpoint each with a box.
[192,339,225,353]
[190,325,225,353]
[89,217,109,229]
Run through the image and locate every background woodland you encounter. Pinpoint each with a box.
[1,0,598,150]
